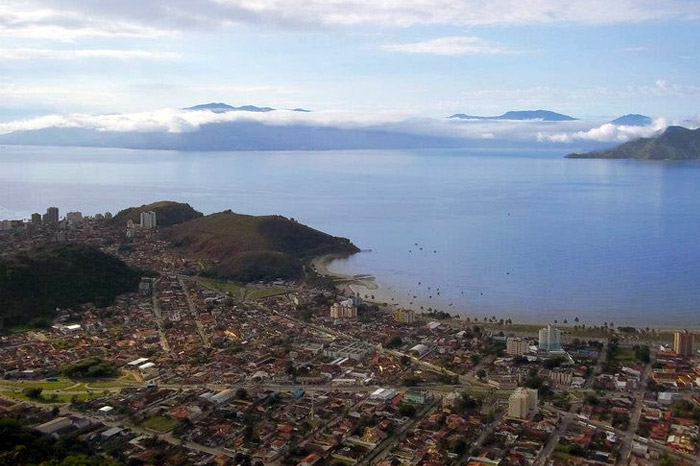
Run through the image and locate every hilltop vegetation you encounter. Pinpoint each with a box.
[162,210,359,281]
[111,201,202,227]
[0,243,141,328]
[568,126,700,160]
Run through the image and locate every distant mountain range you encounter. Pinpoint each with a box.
[183,102,311,113]
[448,110,578,121]
[609,114,652,126]
[184,102,275,113]
[568,126,700,160]
[0,121,472,151]
[0,103,663,152]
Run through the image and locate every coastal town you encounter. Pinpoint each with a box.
[2,206,700,466]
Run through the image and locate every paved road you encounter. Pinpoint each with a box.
[179,277,211,348]
[360,396,439,466]
[617,359,652,465]
[533,411,573,466]
[150,278,171,353]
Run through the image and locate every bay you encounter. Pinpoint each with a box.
[2,145,700,327]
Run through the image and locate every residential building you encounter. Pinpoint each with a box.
[506,337,530,355]
[674,330,693,358]
[65,211,83,225]
[393,308,415,324]
[538,325,562,352]
[45,207,59,225]
[31,213,41,225]
[508,387,538,419]
[330,298,357,319]
[140,211,157,229]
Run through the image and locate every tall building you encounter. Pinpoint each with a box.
[65,211,83,226]
[393,308,415,324]
[330,298,357,319]
[674,330,693,358]
[44,207,59,225]
[508,387,538,419]
[539,325,562,352]
[140,211,157,229]
[506,337,530,356]
[31,213,42,225]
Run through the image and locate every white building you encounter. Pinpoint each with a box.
[330,298,357,319]
[65,211,83,226]
[538,325,562,352]
[140,211,157,229]
[508,387,538,419]
[506,337,530,355]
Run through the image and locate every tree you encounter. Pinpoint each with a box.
[23,387,43,399]
[399,403,417,418]
[235,388,249,400]
[476,369,487,381]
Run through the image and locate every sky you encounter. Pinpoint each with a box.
[0,0,699,125]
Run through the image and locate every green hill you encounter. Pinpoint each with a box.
[111,201,202,227]
[0,243,141,328]
[567,126,700,160]
[162,210,359,281]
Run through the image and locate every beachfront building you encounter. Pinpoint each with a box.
[330,298,357,319]
[506,337,530,356]
[674,330,693,358]
[538,325,562,352]
[140,211,157,229]
[508,387,538,419]
[393,308,415,324]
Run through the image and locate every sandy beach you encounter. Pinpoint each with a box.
[311,254,379,296]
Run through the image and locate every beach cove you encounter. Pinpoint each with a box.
[3,145,700,327]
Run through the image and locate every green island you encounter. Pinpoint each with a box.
[568,126,700,160]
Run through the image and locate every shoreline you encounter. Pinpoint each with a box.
[311,254,379,295]
[312,254,700,334]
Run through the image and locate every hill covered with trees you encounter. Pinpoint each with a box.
[0,243,141,328]
[162,210,359,281]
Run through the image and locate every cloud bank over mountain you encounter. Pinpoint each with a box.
[0,105,694,151]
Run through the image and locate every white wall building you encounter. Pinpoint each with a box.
[506,337,530,355]
[538,325,562,352]
[140,211,157,229]
[508,387,538,419]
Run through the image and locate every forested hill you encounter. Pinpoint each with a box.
[162,210,359,282]
[0,243,141,328]
[567,126,700,160]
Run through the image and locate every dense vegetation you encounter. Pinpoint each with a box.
[568,126,700,160]
[0,417,121,466]
[0,243,141,328]
[163,210,358,281]
[60,357,119,379]
[111,201,202,227]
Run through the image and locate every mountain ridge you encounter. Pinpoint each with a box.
[567,126,700,160]
[449,109,577,121]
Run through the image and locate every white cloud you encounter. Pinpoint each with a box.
[636,79,700,97]
[0,106,694,146]
[0,48,180,61]
[537,118,669,143]
[383,36,513,55]
[2,0,699,38]
[0,106,602,145]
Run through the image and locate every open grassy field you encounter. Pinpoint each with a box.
[246,285,291,300]
[142,415,179,432]
[195,277,245,298]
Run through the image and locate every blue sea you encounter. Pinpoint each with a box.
[2,145,700,327]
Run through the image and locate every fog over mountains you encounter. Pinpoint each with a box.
[0,103,686,152]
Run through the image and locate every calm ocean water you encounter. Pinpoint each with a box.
[2,145,700,327]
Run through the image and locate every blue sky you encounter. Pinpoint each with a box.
[0,0,699,122]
